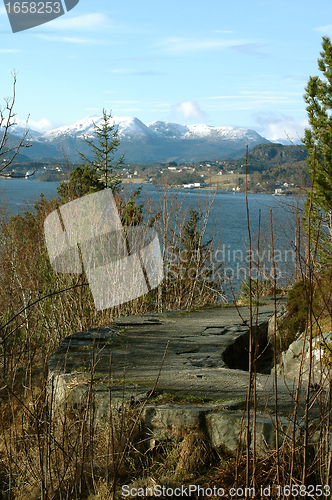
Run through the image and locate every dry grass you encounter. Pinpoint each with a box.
[0,187,331,499]
[0,188,225,498]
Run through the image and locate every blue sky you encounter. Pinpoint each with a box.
[1,0,332,140]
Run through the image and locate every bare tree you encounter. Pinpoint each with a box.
[0,71,31,176]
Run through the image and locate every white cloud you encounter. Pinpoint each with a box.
[51,13,108,30]
[202,90,301,113]
[0,6,6,15]
[205,90,301,102]
[252,112,308,141]
[240,90,301,97]
[0,49,20,53]
[155,37,243,54]
[16,117,53,132]
[171,101,207,120]
[231,43,268,56]
[34,34,99,44]
[315,24,332,34]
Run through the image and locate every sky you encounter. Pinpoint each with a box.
[1,0,332,141]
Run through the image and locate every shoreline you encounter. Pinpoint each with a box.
[1,176,306,197]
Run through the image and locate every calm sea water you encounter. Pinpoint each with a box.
[0,178,60,214]
[137,185,303,293]
[0,179,303,296]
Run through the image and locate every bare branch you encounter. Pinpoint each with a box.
[0,71,32,173]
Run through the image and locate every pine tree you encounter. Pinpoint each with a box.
[57,109,146,227]
[57,109,124,201]
[79,109,125,190]
[303,36,332,262]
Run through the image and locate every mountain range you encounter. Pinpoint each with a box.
[9,115,271,164]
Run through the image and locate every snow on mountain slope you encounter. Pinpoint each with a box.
[115,117,152,139]
[43,116,99,139]
[12,115,270,162]
[44,115,152,140]
[147,121,259,141]
[41,115,264,143]
[183,124,262,141]
[147,121,189,138]
[10,125,43,140]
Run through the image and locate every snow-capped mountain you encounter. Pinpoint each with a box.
[147,121,189,139]
[11,115,270,163]
[44,116,154,140]
[9,125,43,140]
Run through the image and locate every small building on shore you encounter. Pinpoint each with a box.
[274,188,288,196]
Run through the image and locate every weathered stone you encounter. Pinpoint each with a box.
[48,302,285,406]
[273,331,332,384]
[206,410,301,457]
[205,411,244,455]
[142,404,206,448]
[114,315,163,326]
[49,297,330,458]
[202,327,227,335]
[253,413,300,456]
[267,307,287,344]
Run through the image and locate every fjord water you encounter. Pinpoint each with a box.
[0,178,60,215]
[0,179,301,296]
[138,185,302,295]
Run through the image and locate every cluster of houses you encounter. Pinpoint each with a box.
[274,181,294,195]
[180,182,208,189]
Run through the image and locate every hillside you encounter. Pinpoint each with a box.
[7,116,270,164]
[2,127,311,192]
[231,143,307,172]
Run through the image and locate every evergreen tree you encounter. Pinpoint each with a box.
[57,109,146,227]
[303,36,332,262]
[57,109,124,201]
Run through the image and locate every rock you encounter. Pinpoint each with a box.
[140,403,299,457]
[273,331,332,384]
[142,404,207,448]
[267,306,287,344]
[49,298,322,459]
[253,413,301,456]
[48,372,153,421]
[48,304,281,414]
[114,315,163,326]
[202,327,227,335]
[205,411,244,455]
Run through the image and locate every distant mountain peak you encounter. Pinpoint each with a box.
[10,116,270,163]
[147,121,189,138]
